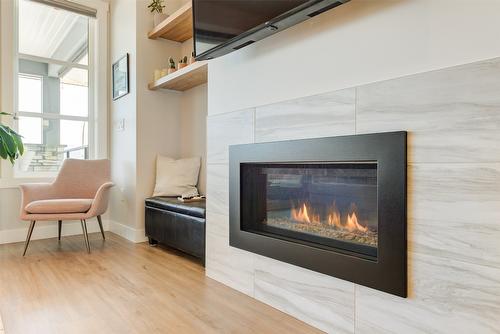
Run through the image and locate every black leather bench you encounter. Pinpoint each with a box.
[145,197,206,264]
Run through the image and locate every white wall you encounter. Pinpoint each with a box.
[109,0,207,239]
[179,37,207,195]
[180,83,207,195]
[135,0,183,233]
[208,0,500,116]
[205,0,500,332]
[109,0,138,234]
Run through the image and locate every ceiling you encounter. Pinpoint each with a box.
[18,0,88,63]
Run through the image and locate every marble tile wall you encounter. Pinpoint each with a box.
[206,57,500,333]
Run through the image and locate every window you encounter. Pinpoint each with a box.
[18,74,42,114]
[15,0,93,175]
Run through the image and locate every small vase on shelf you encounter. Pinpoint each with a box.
[167,57,176,74]
[188,51,196,65]
[178,56,188,70]
[149,0,168,27]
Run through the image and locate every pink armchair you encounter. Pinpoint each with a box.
[19,159,113,255]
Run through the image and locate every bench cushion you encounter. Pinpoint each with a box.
[145,197,206,219]
[25,198,93,214]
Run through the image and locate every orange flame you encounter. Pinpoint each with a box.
[327,202,341,227]
[291,203,321,224]
[345,212,367,232]
[291,201,368,233]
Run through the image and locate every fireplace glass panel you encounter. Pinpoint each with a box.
[240,162,378,258]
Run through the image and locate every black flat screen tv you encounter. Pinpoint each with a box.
[193,0,350,60]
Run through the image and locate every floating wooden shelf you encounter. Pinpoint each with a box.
[148,61,207,92]
[148,2,193,42]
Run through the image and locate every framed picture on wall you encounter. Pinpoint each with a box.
[112,53,129,100]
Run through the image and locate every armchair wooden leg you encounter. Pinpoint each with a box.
[58,220,62,241]
[22,220,36,256]
[97,215,105,240]
[80,219,91,253]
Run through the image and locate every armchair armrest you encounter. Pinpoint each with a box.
[19,183,57,216]
[87,182,114,217]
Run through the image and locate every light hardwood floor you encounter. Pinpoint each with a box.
[0,232,321,334]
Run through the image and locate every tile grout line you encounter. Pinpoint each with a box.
[354,87,357,135]
[206,162,500,167]
[407,161,500,165]
[353,284,357,334]
[253,107,256,143]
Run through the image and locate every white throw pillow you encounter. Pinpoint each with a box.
[153,155,200,197]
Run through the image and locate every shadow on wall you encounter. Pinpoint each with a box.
[233,0,407,62]
[109,160,136,226]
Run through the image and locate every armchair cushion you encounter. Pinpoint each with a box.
[25,198,93,214]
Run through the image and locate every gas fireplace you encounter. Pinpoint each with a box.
[241,162,378,258]
[229,132,407,297]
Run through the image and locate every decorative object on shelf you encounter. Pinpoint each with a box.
[0,112,24,163]
[112,53,129,100]
[161,68,168,77]
[148,60,207,92]
[148,2,192,42]
[189,51,195,65]
[154,69,161,81]
[167,57,176,74]
[148,0,168,27]
[178,56,188,69]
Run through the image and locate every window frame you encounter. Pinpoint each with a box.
[14,4,94,177]
[0,0,108,184]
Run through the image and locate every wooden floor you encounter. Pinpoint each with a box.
[0,232,321,334]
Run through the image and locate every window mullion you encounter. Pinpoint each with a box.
[18,53,89,70]
[16,111,89,122]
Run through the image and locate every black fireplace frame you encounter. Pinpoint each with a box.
[229,131,407,297]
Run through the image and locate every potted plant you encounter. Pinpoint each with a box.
[0,112,24,163]
[167,57,176,74]
[189,51,196,65]
[149,0,168,27]
[178,56,188,69]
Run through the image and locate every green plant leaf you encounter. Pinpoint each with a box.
[11,132,24,155]
[0,112,23,162]
[0,140,8,160]
[0,126,16,155]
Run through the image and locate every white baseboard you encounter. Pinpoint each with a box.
[0,219,146,245]
[108,220,147,243]
[0,218,109,245]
